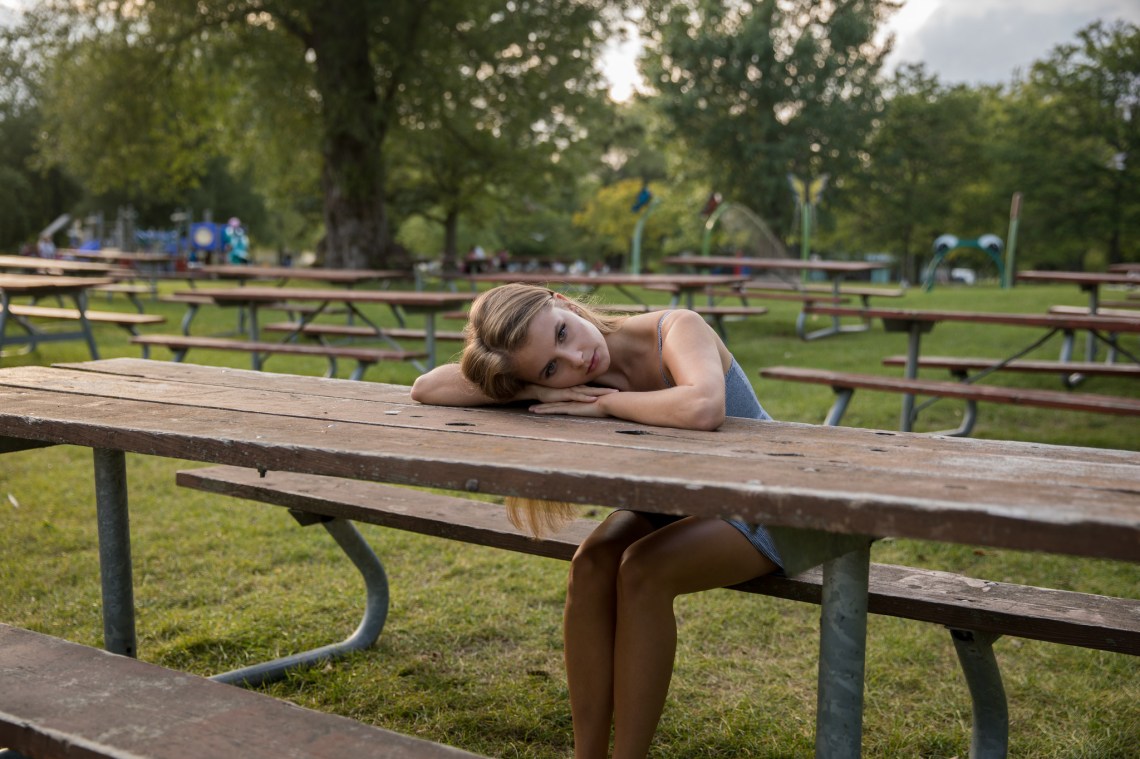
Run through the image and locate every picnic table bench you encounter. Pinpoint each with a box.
[131,333,427,380]
[758,366,1140,435]
[262,321,468,344]
[880,354,1140,381]
[8,303,163,338]
[175,464,1140,756]
[0,623,486,759]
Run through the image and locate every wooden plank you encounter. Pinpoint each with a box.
[262,322,467,342]
[0,623,487,759]
[803,304,1140,333]
[1048,305,1140,319]
[759,366,1140,415]
[177,464,1140,655]
[131,334,425,362]
[882,355,1140,378]
[1,362,1138,562]
[8,304,164,326]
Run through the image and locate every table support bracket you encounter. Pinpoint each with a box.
[209,516,389,688]
[950,628,1008,759]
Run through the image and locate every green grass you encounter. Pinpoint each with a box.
[1,277,1138,757]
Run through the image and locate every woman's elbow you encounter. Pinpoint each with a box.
[409,375,434,403]
[688,400,726,431]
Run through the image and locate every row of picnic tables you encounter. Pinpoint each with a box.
[1,255,1137,757]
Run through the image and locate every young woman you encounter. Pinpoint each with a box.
[411,283,783,759]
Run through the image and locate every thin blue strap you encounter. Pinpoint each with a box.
[657,310,673,387]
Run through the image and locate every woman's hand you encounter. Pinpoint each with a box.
[525,384,617,405]
[529,396,616,417]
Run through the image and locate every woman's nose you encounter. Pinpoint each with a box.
[561,347,585,367]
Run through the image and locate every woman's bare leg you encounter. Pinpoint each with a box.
[610,517,778,759]
[564,511,656,759]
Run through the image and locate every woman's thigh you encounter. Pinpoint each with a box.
[621,516,777,597]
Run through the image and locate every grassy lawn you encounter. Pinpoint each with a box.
[1,275,1137,758]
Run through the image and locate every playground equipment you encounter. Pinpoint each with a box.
[700,201,787,260]
[628,184,661,274]
[787,173,828,281]
[922,233,1005,291]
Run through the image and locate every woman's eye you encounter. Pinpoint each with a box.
[543,361,556,379]
[557,325,566,342]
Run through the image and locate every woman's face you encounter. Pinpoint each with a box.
[512,300,609,388]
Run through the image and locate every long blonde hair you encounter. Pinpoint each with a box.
[462,283,621,536]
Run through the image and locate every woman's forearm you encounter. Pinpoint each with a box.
[410,364,497,406]
[596,387,725,431]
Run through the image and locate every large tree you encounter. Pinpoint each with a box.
[836,64,989,282]
[641,0,897,243]
[28,0,624,269]
[997,20,1139,268]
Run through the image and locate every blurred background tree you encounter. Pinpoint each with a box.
[0,2,1135,272]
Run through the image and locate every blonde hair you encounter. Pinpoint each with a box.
[503,496,580,538]
[463,283,621,536]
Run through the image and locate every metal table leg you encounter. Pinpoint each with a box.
[815,543,871,758]
[93,448,136,657]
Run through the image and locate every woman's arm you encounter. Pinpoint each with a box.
[411,363,619,407]
[410,363,498,406]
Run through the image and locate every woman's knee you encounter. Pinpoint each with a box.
[567,513,651,593]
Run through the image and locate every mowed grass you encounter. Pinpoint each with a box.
[1,274,1137,758]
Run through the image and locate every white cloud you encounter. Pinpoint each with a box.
[883,0,1140,85]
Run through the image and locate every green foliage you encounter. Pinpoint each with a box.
[996,20,1140,268]
[642,0,895,241]
[831,64,990,281]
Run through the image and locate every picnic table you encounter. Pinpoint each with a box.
[0,274,115,359]
[802,304,1140,429]
[664,255,891,339]
[1016,270,1139,362]
[466,271,749,309]
[0,357,1136,758]
[163,286,477,370]
[197,264,412,288]
[0,253,133,278]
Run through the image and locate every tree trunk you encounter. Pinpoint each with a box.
[309,6,391,270]
[441,207,460,275]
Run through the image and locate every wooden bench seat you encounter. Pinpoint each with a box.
[131,334,426,381]
[758,365,1140,435]
[8,303,163,328]
[0,623,487,759]
[582,303,769,339]
[92,283,152,311]
[175,464,1140,754]
[881,354,1140,379]
[1044,303,1140,316]
[438,304,765,339]
[160,294,330,335]
[7,304,166,358]
[742,282,905,299]
[709,287,849,304]
[262,321,468,343]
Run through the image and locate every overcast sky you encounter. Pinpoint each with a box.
[884,0,1140,85]
[603,0,1140,100]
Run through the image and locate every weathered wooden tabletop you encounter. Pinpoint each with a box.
[0,358,1137,564]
